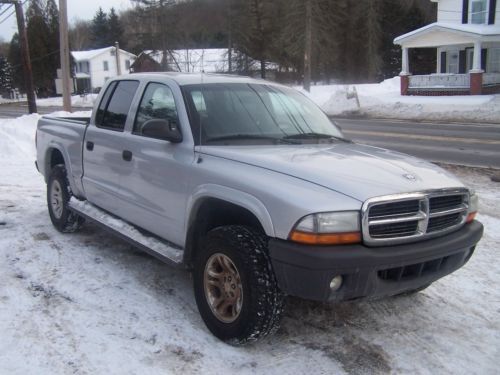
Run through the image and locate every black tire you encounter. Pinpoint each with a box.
[47,164,84,233]
[193,225,285,345]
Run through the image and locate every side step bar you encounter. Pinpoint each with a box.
[69,198,184,268]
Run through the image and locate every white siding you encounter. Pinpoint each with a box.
[88,50,135,90]
[437,0,500,24]
[437,0,463,23]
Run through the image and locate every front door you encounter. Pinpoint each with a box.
[119,82,193,246]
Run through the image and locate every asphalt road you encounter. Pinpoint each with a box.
[1,103,498,169]
[334,118,500,169]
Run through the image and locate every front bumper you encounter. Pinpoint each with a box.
[268,221,483,302]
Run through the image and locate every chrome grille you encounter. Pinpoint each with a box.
[362,189,470,246]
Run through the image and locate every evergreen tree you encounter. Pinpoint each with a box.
[8,34,24,93]
[26,0,53,96]
[0,56,14,98]
[107,8,126,48]
[90,7,110,48]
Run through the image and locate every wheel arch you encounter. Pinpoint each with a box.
[183,185,275,268]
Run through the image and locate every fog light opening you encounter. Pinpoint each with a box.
[329,275,343,292]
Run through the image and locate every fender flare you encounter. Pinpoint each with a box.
[185,184,275,238]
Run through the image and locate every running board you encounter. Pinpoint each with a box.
[69,198,184,267]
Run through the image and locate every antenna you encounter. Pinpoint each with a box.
[198,50,205,159]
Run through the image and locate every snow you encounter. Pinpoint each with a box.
[1,113,499,373]
[302,77,500,123]
[72,47,136,62]
[36,94,98,108]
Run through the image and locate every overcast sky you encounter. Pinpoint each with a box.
[0,0,132,43]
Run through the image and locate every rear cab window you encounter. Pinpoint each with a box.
[95,80,140,131]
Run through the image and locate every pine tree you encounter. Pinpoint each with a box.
[0,56,14,98]
[90,7,109,48]
[8,34,24,93]
[107,8,125,48]
[27,0,53,96]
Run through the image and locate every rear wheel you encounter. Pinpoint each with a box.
[193,225,285,345]
[47,165,84,233]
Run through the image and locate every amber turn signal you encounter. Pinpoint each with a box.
[466,212,477,223]
[290,231,361,245]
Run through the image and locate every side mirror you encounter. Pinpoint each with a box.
[142,118,183,143]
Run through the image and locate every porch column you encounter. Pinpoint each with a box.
[401,47,410,75]
[400,47,411,96]
[470,40,483,95]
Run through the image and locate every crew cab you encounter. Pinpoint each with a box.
[36,73,483,344]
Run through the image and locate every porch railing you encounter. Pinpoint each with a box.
[483,73,500,85]
[409,74,470,88]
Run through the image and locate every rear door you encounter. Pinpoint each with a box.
[118,82,194,246]
[82,80,140,214]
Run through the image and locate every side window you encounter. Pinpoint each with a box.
[99,80,139,131]
[95,81,117,126]
[133,83,179,137]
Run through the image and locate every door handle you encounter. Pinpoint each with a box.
[86,141,94,151]
[122,150,133,162]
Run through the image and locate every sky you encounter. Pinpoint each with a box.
[0,0,132,43]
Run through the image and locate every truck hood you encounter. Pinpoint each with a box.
[200,143,466,202]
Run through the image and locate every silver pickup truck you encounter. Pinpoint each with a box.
[36,73,483,344]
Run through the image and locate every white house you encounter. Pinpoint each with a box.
[394,0,500,95]
[71,46,137,93]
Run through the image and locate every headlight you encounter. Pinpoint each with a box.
[290,211,361,245]
[466,191,479,223]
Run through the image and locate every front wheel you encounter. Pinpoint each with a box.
[193,226,285,345]
[47,164,84,233]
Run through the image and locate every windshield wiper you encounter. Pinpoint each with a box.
[283,133,351,143]
[205,134,300,144]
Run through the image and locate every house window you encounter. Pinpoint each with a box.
[489,48,500,73]
[125,60,131,70]
[470,0,488,24]
[447,50,460,73]
[103,61,109,71]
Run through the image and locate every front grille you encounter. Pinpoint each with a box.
[362,189,469,246]
[430,195,464,213]
[428,213,462,233]
[370,221,419,238]
[369,200,420,219]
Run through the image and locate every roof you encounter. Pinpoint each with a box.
[394,22,500,47]
[141,48,280,73]
[71,46,137,62]
[127,72,284,87]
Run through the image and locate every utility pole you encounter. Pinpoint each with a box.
[303,0,312,92]
[59,0,71,112]
[227,0,232,73]
[115,41,121,75]
[1,0,37,113]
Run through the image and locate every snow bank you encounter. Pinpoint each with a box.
[302,77,500,123]
[0,111,91,160]
[37,94,98,108]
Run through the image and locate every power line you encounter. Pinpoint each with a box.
[0,4,13,18]
[0,0,27,25]
[0,5,14,24]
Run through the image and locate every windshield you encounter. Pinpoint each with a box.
[181,83,344,145]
